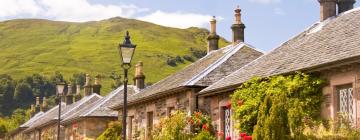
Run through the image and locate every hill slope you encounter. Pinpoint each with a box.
[0,17,228,94]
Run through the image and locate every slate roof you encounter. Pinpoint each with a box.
[200,8,360,94]
[122,42,263,105]
[24,94,102,132]
[62,86,139,124]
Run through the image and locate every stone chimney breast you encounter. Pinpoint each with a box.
[318,0,337,21]
[134,61,146,89]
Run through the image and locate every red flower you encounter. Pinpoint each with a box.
[240,132,247,137]
[202,124,208,130]
[226,136,231,140]
[226,102,232,109]
[244,136,252,140]
[217,131,224,137]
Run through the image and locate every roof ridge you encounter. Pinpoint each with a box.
[184,43,247,85]
[81,87,123,117]
[60,94,102,117]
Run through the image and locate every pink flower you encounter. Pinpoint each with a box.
[217,131,224,137]
[240,132,247,137]
[202,124,208,130]
[226,136,231,140]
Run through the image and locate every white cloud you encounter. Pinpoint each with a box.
[274,8,286,15]
[0,0,218,29]
[137,10,218,29]
[249,0,281,4]
[0,0,147,22]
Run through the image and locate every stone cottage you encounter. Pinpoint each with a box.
[60,62,145,140]
[199,0,360,139]
[111,7,264,140]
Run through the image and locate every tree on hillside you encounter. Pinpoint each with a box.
[109,71,123,89]
[0,75,15,116]
[13,82,33,108]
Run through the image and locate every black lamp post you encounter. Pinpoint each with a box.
[56,82,65,140]
[118,31,136,140]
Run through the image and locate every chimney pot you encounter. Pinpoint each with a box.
[134,62,146,89]
[318,0,337,21]
[84,74,92,96]
[35,97,41,113]
[92,75,102,95]
[66,83,74,105]
[207,16,220,53]
[338,0,356,14]
[75,84,81,101]
[42,97,48,112]
[231,6,246,44]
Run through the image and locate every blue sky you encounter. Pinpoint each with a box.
[1,0,359,51]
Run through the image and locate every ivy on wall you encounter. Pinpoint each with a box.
[231,73,325,139]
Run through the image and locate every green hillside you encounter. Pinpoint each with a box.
[0,17,229,94]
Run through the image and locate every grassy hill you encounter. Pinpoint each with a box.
[0,17,229,94]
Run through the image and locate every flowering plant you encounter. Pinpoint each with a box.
[187,111,212,133]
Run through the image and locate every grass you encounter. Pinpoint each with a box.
[0,17,229,94]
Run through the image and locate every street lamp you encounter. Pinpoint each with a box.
[118,31,136,140]
[56,82,65,140]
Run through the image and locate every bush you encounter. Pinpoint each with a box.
[302,114,360,139]
[97,121,122,140]
[183,55,194,62]
[153,111,191,140]
[231,73,325,139]
[166,57,177,67]
[192,131,216,140]
[189,48,206,59]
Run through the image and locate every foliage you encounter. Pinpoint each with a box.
[231,73,325,139]
[109,71,123,90]
[0,109,30,137]
[188,111,212,133]
[190,48,207,59]
[153,111,191,140]
[0,18,229,93]
[192,131,216,140]
[97,121,122,140]
[302,114,360,139]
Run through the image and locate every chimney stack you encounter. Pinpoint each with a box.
[30,104,35,117]
[75,84,82,101]
[134,61,146,89]
[66,83,74,105]
[84,74,92,96]
[41,97,48,112]
[231,6,246,44]
[207,16,220,53]
[35,97,41,113]
[318,0,337,21]
[92,75,102,95]
[338,0,356,14]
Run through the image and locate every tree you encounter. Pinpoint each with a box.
[0,74,15,116]
[13,82,33,108]
[109,71,123,89]
[231,73,325,139]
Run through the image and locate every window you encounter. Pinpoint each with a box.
[337,84,355,124]
[167,107,175,117]
[222,106,231,139]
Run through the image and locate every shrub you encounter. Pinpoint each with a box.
[97,121,122,140]
[231,73,325,139]
[166,57,177,67]
[152,111,191,140]
[192,131,216,140]
[190,48,206,59]
[183,55,194,62]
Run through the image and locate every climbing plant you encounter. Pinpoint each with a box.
[231,73,325,139]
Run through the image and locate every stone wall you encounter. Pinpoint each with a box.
[320,64,360,128]
[123,89,198,140]
[64,118,116,140]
